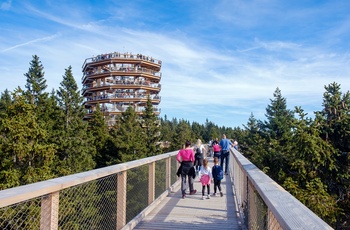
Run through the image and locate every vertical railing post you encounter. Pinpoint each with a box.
[117,171,127,230]
[148,162,155,205]
[166,157,171,190]
[40,191,59,230]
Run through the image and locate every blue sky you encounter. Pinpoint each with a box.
[1,0,350,128]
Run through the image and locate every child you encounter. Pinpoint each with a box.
[199,158,212,200]
[212,157,224,197]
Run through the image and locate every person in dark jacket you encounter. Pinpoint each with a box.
[212,157,224,197]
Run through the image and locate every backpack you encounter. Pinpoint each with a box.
[196,147,202,155]
[214,165,223,180]
[195,146,202,159]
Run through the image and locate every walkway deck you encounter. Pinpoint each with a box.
[134,158,242,229]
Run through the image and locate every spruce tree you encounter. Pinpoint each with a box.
[317,82,350,152]
[24,55,48,105]
[282,107,339,224]
[141,96,162,157]
[191,121,204,142]
[315,82,350,228]
[0,89,12,115]
[159,115,174,151]
[89,105,110,168]
[205,119,220,142]
[108,106,147,164]
[0,89,55,189]
[172,119,193,150]
[54,66,95,175]
[242,113,269,170]
[260,87,295,181]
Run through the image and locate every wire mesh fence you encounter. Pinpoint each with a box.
[247,181,267,230]
[0,197,41,229]
[125,165,149,224]
[170,155,178,185]
[0,152,179,230]
[230,148,332,230]
[155,159,167,198]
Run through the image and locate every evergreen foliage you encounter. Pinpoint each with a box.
[172,119,193,149]
[107,106,147,164]
[53,66,96,175]
[0,89,12,114]
[141,96,162,157]
[0,89,55,189]
[258,88,295,181]
[240,84,350,228]
[88,105,110,168]
[24,55,48,105]
[315,82,350,228]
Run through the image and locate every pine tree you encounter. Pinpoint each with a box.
[0,89,55,189]
[89,105,110,168]
[54,66,95,175]
[172,119,193,150]
[317,82,350,152]
[159,115,174,151]
[241,113,269,170]
[205,119,220,142]
[24,55,48,105]
[141,96,162,157]
[260,87,295,181]
[282,107,339,224]
[108,106,147,164]
[0,89,12,114]
[191,121,204,142]
[315,82,350,228]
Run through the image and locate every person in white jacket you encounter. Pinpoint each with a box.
[199,158,212,200]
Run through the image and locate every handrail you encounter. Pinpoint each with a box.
[230,148,333,229]
[0,151,179,230]
[82,52,162,69]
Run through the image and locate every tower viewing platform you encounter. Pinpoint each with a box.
[81,52,162,126]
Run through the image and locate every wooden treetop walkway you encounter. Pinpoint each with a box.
[133,158,242,229]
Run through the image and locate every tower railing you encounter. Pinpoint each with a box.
[230,148,333,229]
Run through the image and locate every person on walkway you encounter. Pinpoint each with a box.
[194,139,205,173]
[212,137,219,146]
[199,158,212,200]
[208,140,213,158]
[233,140,238,150]
[212,157,224,197]
[176,140,197,199]
[212,141,221,159]
[219,134,233,175]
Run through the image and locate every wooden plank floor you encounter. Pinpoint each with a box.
[134,158,242,229]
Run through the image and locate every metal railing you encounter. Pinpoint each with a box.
[0,151,179,230]
[230,148,333,230]
[82,52,162,70]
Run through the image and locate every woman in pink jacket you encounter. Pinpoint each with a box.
[176,140,197,199]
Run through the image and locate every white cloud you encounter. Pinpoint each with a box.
[1,0,11,10]
[1,0,350,128]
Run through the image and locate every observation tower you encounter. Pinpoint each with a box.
[81,52,162,126]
